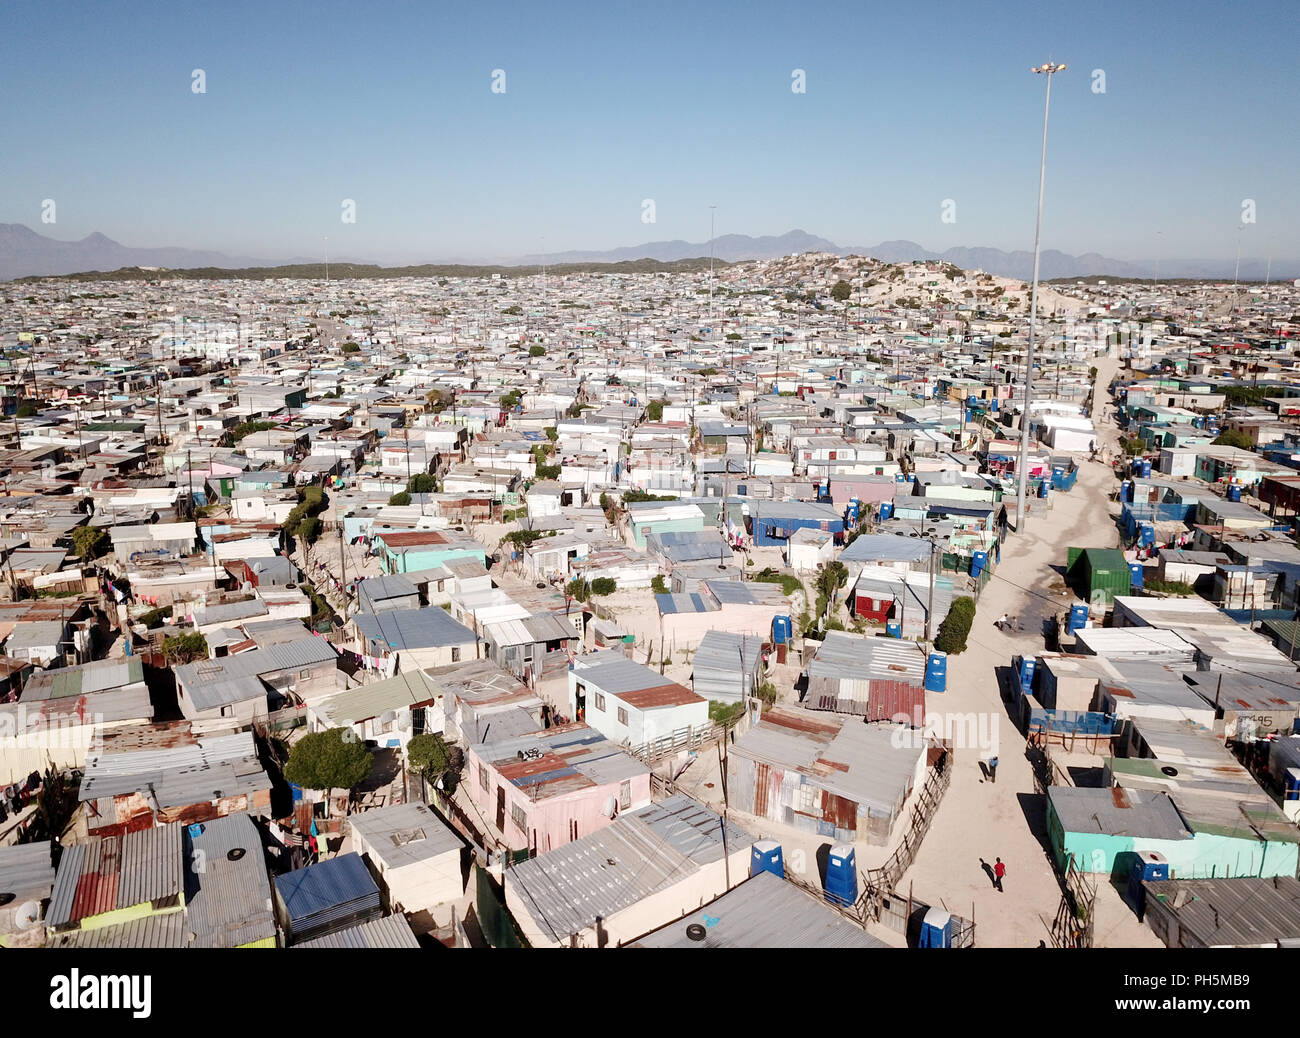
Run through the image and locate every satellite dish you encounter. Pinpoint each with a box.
[15,900,41,930]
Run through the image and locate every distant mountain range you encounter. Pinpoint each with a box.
[2,223,1294,283]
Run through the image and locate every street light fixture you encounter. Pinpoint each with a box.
[1015,60,1066,534]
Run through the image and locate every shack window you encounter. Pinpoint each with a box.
[511,803,528,833]
[619,780,631,810]
[617,707,628,726]
[594,692,606,712]
[479,764,490,792]
[451,646,461,663]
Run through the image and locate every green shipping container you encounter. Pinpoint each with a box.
[1066,547,1131,606]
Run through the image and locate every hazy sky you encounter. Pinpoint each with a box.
[3,0,1297,263]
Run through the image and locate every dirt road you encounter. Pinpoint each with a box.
[897,349,1161,947]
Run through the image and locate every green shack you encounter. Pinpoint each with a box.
[1066,547,1131,606]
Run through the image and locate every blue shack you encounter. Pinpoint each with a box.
[746,500,845,547]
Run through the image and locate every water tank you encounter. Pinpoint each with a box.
[750,840,785,879]
[879,502,894,522]
[1129,562,1145,589]
[919,906,953,948]
[1227,484,1242,503]
[1067,603,1090,634]
[825,844,858,908]
[925,651,948,693]
[886,620,902,639]
[970,551,988,579]
[1018,656,1036,693]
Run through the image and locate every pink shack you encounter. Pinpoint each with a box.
[465,722,651,855]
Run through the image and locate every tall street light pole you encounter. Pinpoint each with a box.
[709,204,717,331]
[1015,61,1066,534]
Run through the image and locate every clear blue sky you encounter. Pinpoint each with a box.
[3,0,1296,263]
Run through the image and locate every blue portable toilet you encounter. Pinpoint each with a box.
[1285,769,1300,808]
[886,620,902,639]
[990,398,999,412]
[1129,562,1144,589]
[1038,480,1050,499]
[1067,603,1090,634]
[825,845,858,908]
[965,408,972,423]
[879,501,894,522]
[772,615,792,645]
[1139,523,1155,548]
[1120,480,1132,503]
[895,472,908,483]
[1227,483,1242,503]
[919,906,953,948]
[970,550,988,579]
[750,840,785,879]
[925,651,948,693]
[187,823,205,840]
[1139,459,1152,478]
[845,501,860,525]
[1125,851,1170,916]
[1018,656,1036,693]
[289,782,304,804]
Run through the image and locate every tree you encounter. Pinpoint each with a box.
[71,525,109,560]
[1212,428,1254,450]
[341,341,361,354]
[406,733,464,793]
[934,596,976,655]
[407,473,437,494]
[589,577,617,596]
[565,577,591,601]
[651,575,668,594]
[814,561,848,606]
[388,491,412,506]
[15,401,37,418]
[645,399,664,421]
[529,345,546,357]
[831,279,852,303]
[284,728,373,814]
[163,632,209,664]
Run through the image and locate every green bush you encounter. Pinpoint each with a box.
[388,491,412,506]
[529,345,546,357]
[163,632,209,664]
[284,729,372,805]
[407,473,437,494]
[535,463,561,480]
[934,595,976,655]
[651,575,668,594]
[70,526,109,560]
[589,577,617,596]
[1212,429,1254,450]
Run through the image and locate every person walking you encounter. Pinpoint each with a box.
[988,755,999,783]
[994,857,1006,892]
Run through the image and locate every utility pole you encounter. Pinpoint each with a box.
[925,536,937,644]
[1015,61,1066,534]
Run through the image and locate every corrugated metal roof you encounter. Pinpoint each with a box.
[1144,876,1300,947]
[47,822,184,929]
[1048,786,1191,841]
[630,869,889,948]
[504,796,752,942]
[293,912,420,948]
[313,668,442,727]
[0,841,56,902]
[185,813,278,948]
[274,852,381,926]
[806,630,926,684]
[353,606,478,651]
[48,908,190,948]
[81,729,270,807]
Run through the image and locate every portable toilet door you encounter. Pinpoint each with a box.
[1139,523,1156,548]
[1018,656,1036,694]
[1120,479,1132,503]
[970,550,988,579]
[919,906,953,948]
[925,651,948,693]
[825,845,858,908]
[886,620,902,639]
[1227,483,1242,503]
[1285,769,1300,822]
[1129,562,1145,589]
[1139,459,1152,478]
[750,840,785,879]
[879,501,894,522]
